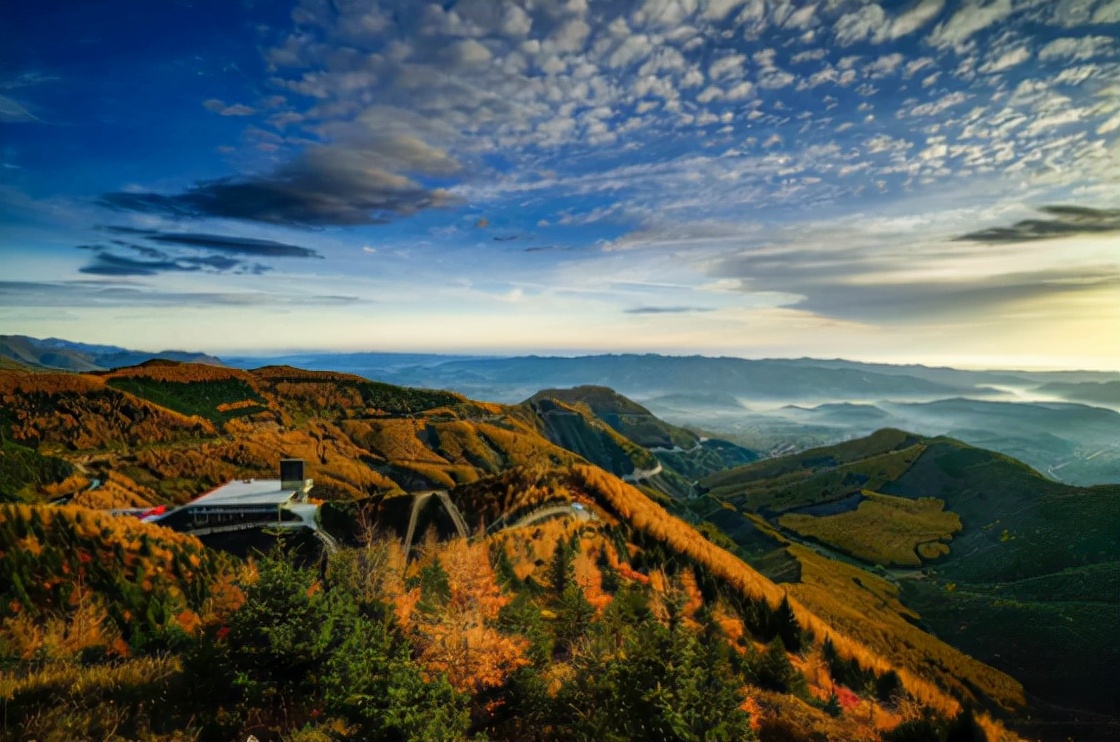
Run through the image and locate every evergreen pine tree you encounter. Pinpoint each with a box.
[417,555,450,614]
[550,538,572,594]
[755,636,806,695]
[875,669,905,706]
[772,594,802,652]
[555,581,594,654]
[945,706,985,742]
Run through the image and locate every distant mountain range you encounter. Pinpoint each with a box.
[729,397,1120,487]
[221,351,1118,404]
[271,353,983,402]
[9,335,1116,404]
[7,336,1118,485]
[0,335,224,372]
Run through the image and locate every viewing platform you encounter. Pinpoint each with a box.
[127,459,326,546]
[146,477,319,537]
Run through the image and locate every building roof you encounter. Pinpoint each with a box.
[188,479,297,507]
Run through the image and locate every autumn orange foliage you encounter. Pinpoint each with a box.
[570,463,964,719]
[398,540,530,693]
[102,363,259,385]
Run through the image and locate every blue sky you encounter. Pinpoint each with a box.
[1,0,1118,369]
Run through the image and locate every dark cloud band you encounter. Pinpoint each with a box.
[955,205,1120,243]
[0,280,361,308]
[99,147,457,228]
[625,306,716,314]
[78,228,323,277]
[102,227,323,258]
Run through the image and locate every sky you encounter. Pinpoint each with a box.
[1,0,1118,369]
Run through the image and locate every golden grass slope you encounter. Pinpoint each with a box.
[569,464,1026,722]
[0,370,213,450]
[785,544,1024,712]
[1,364,591,503]
[780,492,962,567]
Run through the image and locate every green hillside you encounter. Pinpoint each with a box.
[527,385,699,449]
[700,430,1120,728]
[513,395,659,477]
[524,386,758,492]
[0,438,77,503]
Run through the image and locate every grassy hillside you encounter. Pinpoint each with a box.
[523,388,759,492]
[701,430,1120,732]
[104,364,268,426]
[703,428,925,514]
[513,396,659,477]
[0,335,103,372]
[527,385,698,449]
[0,365,578,503]
[1,365,746,506]
[0,437,78,503]
[0,334,224,372]
[780,492,961,567]
[0,356,44,372]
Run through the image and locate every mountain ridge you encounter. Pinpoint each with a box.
[0,335,225,373]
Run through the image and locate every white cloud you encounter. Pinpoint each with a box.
[834,3,887,46]
[710,53,747,80]
[502,4,534,37]
[633,0,701,29]
[1054,64,1102,85]
[919,141,949,161]
[725,81,755,100]
[929,0,1014,50]
[1045,0,1120,26]
[791,48,827,64]
[798,65,837,89]
[681,67,705,87]
[203,99,256,116]
[866,53,905,77]
[701,0,745,22]
[904,57,936,78]
[697,85,723,103]
[759,69,796,89]
[865,134,912,154]
[1098,111,1120,134]
[876,0,945,42]
[1038,35,1114,61]
[979,46,1031,73]
[449,38,493,66]
[834,0,944,46]
[784,3,818,30]
[608,34,654,68]
[550,18,591,54]
[907,90,969,117]
[1093,0,1120,23]
[1023,108,1087,136]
